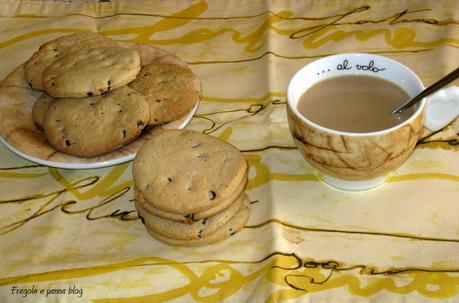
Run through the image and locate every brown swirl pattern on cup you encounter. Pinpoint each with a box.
[287,105,424,181]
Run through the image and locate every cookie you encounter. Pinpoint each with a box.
[143,196,251,246]
[43,86,149,157]
[129,63,201,125]
[42,46,141,98]
[136,191,245,240]
[24,32,118,90]
[133,129,248,216]
[32,93,55,130]
[135,173,247,223]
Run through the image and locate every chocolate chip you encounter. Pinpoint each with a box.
[34,122,42,130]
[187,187,191,191]
[127,93,131,96]
[184,213,195,223]
[198,230,203,238]
[230,231,237,236]
[65,140,71,146]
[122,130,127,138]
[167,177,172,182]
[202,218,208,225]
[156,99,161,103]
[208,191,216,200]
[54,54,59,58]
[87,92,94,97]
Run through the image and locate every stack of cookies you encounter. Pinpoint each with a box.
[24,32,200,157]
[133,129,250,246]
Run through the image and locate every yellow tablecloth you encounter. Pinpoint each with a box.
[1,1,458,302]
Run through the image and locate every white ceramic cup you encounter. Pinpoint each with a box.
[286,53,459,191]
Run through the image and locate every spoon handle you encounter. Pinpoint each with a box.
[392,67,459,114]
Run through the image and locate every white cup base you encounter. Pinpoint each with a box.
[316,172,388,192]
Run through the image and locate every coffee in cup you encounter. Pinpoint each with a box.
[297,75,415,133]
[286,53,459,191]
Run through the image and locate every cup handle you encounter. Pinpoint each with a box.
[424,86,459,132]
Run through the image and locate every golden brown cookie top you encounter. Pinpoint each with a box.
[24,32,118,90]
[133,129,248,215]
[43,86,150,157]
[129,63,201,125]
[42,46,140,98]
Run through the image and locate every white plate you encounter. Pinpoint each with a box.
[0,42,200,169]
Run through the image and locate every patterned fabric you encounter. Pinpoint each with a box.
[0,1,458,302]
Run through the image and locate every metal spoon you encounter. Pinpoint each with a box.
[392,67,459,115]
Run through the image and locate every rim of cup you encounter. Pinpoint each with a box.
[286,53,426,137]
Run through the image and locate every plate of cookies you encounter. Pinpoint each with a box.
[0,32,201,169]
